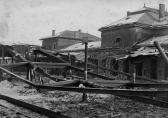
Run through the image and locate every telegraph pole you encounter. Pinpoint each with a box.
[82,41,88,102]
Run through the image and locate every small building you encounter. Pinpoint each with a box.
[40,30,101,51]
[12,44,40,55]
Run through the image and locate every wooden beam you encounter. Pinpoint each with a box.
[127,83,168,88]
[0,62,28,68]
[154,41,168,64]
[34,49,68,63]
[35,85,168,98]
[32,62,70,66]
[69,65,115,80]
[0,65,35,86]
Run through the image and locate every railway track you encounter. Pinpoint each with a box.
[0,100,40,118]
[0,94,69,118]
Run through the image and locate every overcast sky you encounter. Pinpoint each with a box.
[0,0,168,45]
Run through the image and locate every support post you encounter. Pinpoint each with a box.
[68,52,72,78]
[97,59,99,74]
[1,46,4,64]
[82,42,88,102]
[34,53,37,62]
[154,41,168,64]
[133,64,136,84]
[26,65,30,80]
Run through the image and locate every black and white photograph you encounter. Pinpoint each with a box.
[0,0,168,117]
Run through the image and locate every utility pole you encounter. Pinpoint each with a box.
[82,42,88,102]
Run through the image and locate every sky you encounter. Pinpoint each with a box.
[0,0,168,45]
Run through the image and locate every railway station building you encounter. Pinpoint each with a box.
[96,4,168,80]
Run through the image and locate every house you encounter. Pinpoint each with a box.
[40,30,101,51]
[99,4,168,48]
[97,4,168,80]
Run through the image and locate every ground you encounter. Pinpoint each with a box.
[0,80,168,118]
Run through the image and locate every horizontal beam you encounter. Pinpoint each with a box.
[33,62,70,66]
[128,83,168,88]
[0,62,28,68]
[36,85,168,98]
[33,62,70,68]
[69,65,115,80]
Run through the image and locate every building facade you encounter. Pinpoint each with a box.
[96,4,168,80]
[40,30,100,51]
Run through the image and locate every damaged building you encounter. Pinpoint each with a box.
[96,4,168,80]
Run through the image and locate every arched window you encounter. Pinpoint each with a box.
[115,37,121,43]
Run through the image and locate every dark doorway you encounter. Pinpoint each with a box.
[150,58,157,79]
[135,62,143,76]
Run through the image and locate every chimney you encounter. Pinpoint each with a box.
[127,11,131,16]
[159,4,165,19]
[75,29,81,38]
[52,30,55,36]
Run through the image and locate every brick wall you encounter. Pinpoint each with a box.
[101,27,153,48]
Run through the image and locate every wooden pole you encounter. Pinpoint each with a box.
[82,42,88,102]
[97,59,99,74]
[154,41,168,64]
[84,42,88,81]
[68,52,72,78]
[34,53,37,62]
[1,46,4,64]
[133,64,136,83]
[26,65,30,80]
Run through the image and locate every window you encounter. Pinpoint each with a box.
[115,37,121,43]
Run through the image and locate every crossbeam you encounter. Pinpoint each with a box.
[0,62,28,68]
[33,62,70,68]
[36,85,168,98]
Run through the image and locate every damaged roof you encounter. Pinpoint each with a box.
[60,41,101,61]
[99,6,168,31]
[137,35,168,46]
[100,13,146,30]
[130,47,167,57]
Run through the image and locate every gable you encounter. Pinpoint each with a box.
[138,12,157,25]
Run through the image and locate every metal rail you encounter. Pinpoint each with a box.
[36,85,168,98]
[0,94,69,118]
[0,102,32,118]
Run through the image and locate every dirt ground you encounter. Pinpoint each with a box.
[0,80,168,118]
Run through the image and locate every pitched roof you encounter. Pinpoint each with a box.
[61,41,101,52]
[60,41,101,60]
[99,6,168,31]
[40,30,100,42]
[137,35,168,46]
[102,13,146,28]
